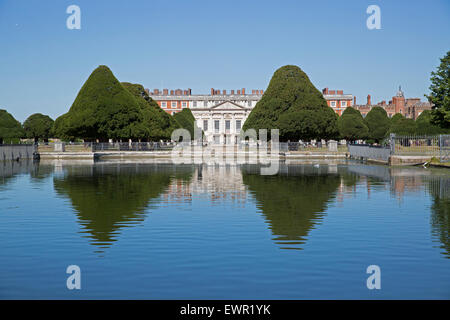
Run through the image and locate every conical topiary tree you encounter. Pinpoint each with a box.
[337,107,368,142]
[416,110,448,135]
[0,109,24,144]
[390,118,417,135]
[243,65,338,141]
[390,113,404,125]
[173,108,198,139]
[121,82,179,140]
[23,113,54,142]
[53,65,145,141]
[364,106,390,143]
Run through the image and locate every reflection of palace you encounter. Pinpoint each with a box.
[42,161,449,256]
[162,165,248,205]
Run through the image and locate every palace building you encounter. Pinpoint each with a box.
[148,88,264,144]
[322,88,354,116]
[146,85,431,144]
[353,86,432,120]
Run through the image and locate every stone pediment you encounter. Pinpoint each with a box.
[211,101,246,110]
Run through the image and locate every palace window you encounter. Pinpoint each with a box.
[236,120,241,130]
[182,102,187,108]
[161,102,167,108]
[203,120,208,132]
[193,101,197,107]
[214,120,220,133]
[171,102,177,108]
[225,120,230,131]
[330,101,336,107]
[341,101,347,107]
[248,100,252,107]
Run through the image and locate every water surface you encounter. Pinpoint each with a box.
[0,160,449,299]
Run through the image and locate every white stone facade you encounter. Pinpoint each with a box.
[150,92,263,144]
[192,100,254,144]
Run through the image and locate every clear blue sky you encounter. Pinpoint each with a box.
[0,0,449,122]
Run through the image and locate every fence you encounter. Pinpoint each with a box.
[92,142,174,152]
[390,134,450,162]
[349,134,450,163]
[278,142,346,153]
[38,142,175,152]
[439,135,450,162]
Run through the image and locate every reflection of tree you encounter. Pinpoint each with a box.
[428,176,450,258]
[242,165,342,250]
[54,164,193,250]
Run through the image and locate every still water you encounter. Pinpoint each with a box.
[0,160,449,299]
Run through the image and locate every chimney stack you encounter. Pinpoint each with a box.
[170,90,174,95]
[367,94,371,106]
[163,89,168,95]
[242,88,245,95]
[337,90,343,95]
[322,88,329,95]
[211,88,214,95]
[353,96,356,105]
[223,90,226,95]
[231,90,235,95]
[237,90,241,95]
[260,90,263,95]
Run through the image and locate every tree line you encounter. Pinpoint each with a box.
[338,107,448,144]
[1,51,448,144]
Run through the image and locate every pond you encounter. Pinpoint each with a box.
[0,160,449,299]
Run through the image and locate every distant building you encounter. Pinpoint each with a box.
[149,88,263,144]
[322,88,354,116]
[354,86,432,119]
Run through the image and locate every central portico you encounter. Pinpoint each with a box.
[191,100,252,144]
[147,87,264,144]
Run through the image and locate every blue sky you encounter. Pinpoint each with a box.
[0,0,449,122]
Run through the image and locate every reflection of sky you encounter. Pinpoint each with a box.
[0,163,449,299]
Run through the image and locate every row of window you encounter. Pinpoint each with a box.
[161,101,187,108]
[160,100,256,108]
[329,100,348,108]
[203,119,242,132]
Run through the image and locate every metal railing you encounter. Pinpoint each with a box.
[92,142,174,152]
[390,134,441,156]
[439,135,450,162]
[279,142,346,153]
[389,134,450,162]
[37,141,175,152]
